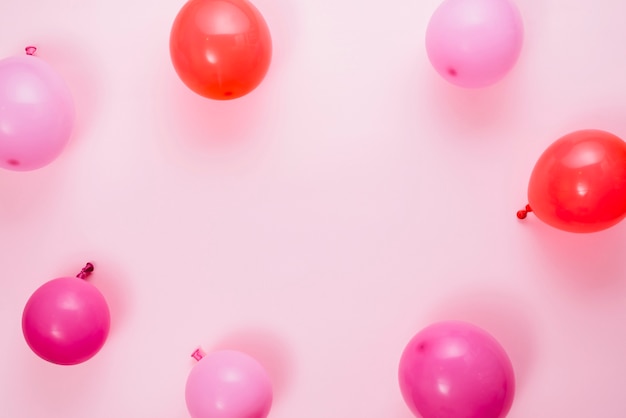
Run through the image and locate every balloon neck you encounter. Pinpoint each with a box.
[191,348,206,361]
[25,46,37,56]
[516,204,533,220]
[76,262,95,280]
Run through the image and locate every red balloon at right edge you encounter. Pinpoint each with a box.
[519,129,626,233]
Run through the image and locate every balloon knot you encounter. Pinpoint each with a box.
[77,262,95,279]
[25,46,37,56]
[191,348,206,361]
[516,204,533,220]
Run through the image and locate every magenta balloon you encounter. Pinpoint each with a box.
[22,277,110,365]
[185,350,273,418]
[398,321,515,418]
[0,54,74,171]
[426,0,524,88]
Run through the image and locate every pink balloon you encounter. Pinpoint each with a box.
[0,49,74,171]
[425,0,524,88]
[22,264,110,365]
[398,321,515,418]
[186,350,273,418]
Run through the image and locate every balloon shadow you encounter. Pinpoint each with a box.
[423,287,536,394]
[13,342,109,417]
[417,60,527,141]
[521,218,626,293]
[155,70,278,171]
[153,0,299,160]
[205,327,295,401]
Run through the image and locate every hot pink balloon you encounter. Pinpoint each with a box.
[398,321,515,418]
[186,349,273,418]
[22,263,110,365]
[425,0,524,88]
[0,47,74,171]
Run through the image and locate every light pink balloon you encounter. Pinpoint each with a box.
[0,51,75,171]
[186,350,273,418]
[425,0,524,88]
[22,272,110,365]
[398,321,515,418]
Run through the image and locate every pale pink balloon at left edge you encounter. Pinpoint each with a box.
[0,46,75,171]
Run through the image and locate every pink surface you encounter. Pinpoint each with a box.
[2,0,626,417]
[398,321,515,418]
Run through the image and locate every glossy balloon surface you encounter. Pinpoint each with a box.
[22,277,110,365]
[170,0,272,100]
[398,321,515,418]
[0,55,74,171]
[186,350,273,418]
[426,0,523,88]
[528,129,626,233]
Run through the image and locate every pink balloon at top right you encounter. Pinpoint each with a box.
[425,0,524,88]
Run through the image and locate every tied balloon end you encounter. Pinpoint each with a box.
[191,347,206,361]
[517,204,533,220]
[76,262,95,280]
[25,46,37,56]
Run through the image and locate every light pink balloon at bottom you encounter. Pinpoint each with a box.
[398,321,515,418]
[22,275,110,365]
[426,0,524,88]
[0,51,74,171]
[186,350,273,418]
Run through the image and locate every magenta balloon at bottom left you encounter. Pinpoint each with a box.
[22,263,110,365]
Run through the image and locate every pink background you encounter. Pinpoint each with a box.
[2,0,626,416]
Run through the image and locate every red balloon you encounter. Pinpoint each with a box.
[524,129,626,233]
[170,0,272,100]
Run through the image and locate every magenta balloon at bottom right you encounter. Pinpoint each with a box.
[398,320,515,418]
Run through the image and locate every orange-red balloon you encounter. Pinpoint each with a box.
[527,129,626,233]
[170,0,272,100]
